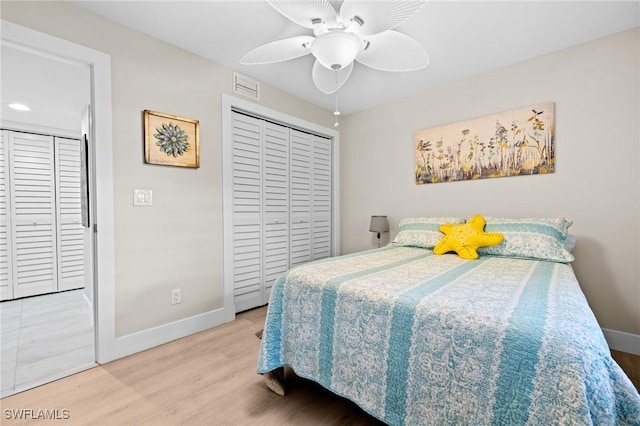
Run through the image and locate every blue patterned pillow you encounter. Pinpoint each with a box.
[392,217,466,249]
[475,217,574,263]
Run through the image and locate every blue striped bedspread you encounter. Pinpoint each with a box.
[257,246,640,425]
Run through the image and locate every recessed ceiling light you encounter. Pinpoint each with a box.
[8,103,31,111]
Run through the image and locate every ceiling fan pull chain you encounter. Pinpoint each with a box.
[334,71,341,127]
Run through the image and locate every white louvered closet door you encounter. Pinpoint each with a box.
[289,130,312,267]
[231,112,264,312]
[0,132,13,300]
[311,135,332,260]
[262,122,289,303]
[55,137,84,291]
[229,110,332,312]
[8,132,58,299]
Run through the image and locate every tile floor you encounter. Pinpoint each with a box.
[1,289,95,397]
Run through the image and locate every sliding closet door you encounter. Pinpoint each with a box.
[55,137,84,291]
[311,135,332,260]
[262,122,289,303]
[8,132,58,299]
[0,132,12,300]
[231,113,264,312]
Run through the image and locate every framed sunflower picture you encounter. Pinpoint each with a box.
[144,110,200,168]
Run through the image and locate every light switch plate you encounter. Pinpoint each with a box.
[133,189,153,206]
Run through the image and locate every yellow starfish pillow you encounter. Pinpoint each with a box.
[434,215,504,260]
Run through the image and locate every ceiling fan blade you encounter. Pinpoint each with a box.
[356,31,428,71]
[340,0,426,35]
[267,0,337,29]
[240,36,314,65]
[312,60,353,94]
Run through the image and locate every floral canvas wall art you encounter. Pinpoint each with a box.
[144,110,200,168]
[415,102,555,184]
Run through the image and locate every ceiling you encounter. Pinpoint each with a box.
[5,1,637,124]
[1,45,90,133]
[70,0,639,115]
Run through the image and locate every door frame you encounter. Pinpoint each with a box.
[1,20,116,363]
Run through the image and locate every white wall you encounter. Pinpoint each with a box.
[340,28,640,336]
[1,1,334,338]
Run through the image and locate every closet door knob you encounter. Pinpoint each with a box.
[275,220,279,224]
[32,220,38,226]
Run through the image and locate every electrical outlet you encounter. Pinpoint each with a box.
[171,289,181,305]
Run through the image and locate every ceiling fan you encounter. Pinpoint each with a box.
[240,0,429,100]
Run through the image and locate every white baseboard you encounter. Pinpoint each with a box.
[114,306,235,360]
[602,328,640,355]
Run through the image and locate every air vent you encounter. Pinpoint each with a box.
[233,72,260,100]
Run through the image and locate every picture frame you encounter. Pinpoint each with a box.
[414,102,555,184]
[144,109,200,168]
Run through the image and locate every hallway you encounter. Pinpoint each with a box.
[1,289,94,397]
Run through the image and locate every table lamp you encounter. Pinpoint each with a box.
[369,215,389,248]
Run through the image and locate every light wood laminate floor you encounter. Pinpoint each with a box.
[1,305,637,425]
[1,306,381,425]
[1,290,95,398]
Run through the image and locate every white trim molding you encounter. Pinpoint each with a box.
[0,119,81,139]
[114,308,229,359]
[602,328,640,355]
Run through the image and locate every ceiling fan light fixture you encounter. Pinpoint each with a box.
[245,0,429,114]
[310,31,363,71]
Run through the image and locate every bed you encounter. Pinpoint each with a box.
[257,217,640,425]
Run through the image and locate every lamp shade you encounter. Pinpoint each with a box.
[369,215,389,233]
[310,31,364,71]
